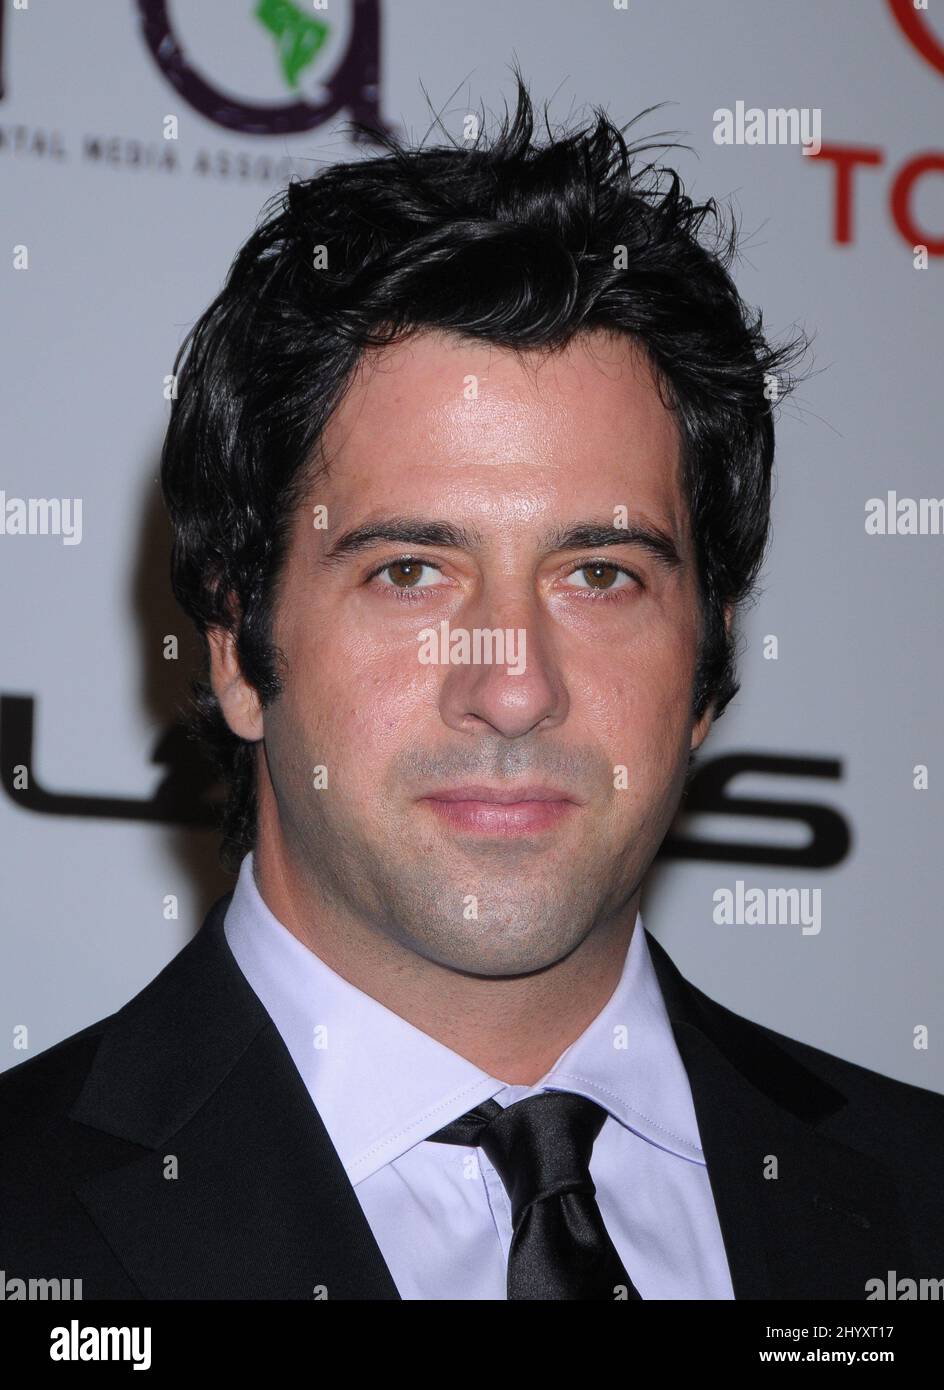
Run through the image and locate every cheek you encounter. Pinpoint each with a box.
[574,644,697,830]
[580,630,696,745]
[284,629,433,759]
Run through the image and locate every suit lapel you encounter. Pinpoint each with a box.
[68,894,913,1301]
[70,894,401,1300]
[645,930,916,1299]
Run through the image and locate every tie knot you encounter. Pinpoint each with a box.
[429,1090,607,1225]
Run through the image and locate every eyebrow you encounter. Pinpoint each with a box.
[320,516,683,571]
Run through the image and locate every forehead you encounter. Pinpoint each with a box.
[314,328,686,536]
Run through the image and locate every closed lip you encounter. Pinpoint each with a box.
[421,785,581,805]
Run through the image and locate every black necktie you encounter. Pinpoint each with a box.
[428,1090,643,1300]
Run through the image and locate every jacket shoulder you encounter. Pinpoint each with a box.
[694,976,944,1166]
[648,928,944,1121]
[752,1010,944,1128]
[0,1016,113,1131]
[0,896,235,1135]
[650,929,944,1122]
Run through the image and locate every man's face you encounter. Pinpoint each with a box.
[248,328,714,975]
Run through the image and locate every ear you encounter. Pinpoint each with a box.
[689,601,735,753]
[690,700,715,755]
[207,623,264,743]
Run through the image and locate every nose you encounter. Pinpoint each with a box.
[435,590,569,739]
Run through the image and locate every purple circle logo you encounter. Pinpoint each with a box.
[136,0,394,139]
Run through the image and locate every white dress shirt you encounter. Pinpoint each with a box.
[223,851,735,1300]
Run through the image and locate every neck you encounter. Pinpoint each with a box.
[252,837,637,1087]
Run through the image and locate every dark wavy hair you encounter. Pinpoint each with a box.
[161,72,808,873]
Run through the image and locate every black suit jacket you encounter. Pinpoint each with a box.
[2,892,942,1300]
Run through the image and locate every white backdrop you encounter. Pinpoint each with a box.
[1,0,941,1090]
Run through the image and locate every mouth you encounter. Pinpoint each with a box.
[418,785,582,836]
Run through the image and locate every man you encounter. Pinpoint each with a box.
[2,79,942,1301]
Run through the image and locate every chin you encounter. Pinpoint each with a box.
[423,934,577,979]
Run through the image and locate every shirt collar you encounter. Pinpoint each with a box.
[223,852,706,1183]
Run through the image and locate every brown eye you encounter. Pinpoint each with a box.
[582,563,621,589]
[563,562,636,596]
[387,561,424,587]
[372,559,440,591]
